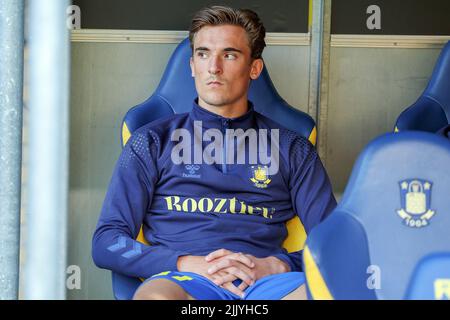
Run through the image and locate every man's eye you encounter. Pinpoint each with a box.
[225,54,236,60]
[197,52,208,59]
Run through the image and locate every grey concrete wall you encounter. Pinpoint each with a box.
[325,47,442,192]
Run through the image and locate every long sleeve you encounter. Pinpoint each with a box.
[289,138,337,233]
[92,130,189,279]
[274,137,337,272]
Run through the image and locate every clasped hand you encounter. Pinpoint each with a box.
[177,248,290,298]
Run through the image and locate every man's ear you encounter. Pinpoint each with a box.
[190,57,195,77]
[250,58,264,80]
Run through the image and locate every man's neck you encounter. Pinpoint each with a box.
[198,98,249,119]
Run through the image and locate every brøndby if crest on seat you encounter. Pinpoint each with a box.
[396,179,435,228]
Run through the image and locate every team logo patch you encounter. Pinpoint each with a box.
[250,165,271,188]
[397,179,435,228]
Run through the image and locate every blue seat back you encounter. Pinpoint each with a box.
[395,41,450,133]
[304,132,450,299]
[405,253,450,300]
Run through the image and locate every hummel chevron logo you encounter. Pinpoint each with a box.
[107,236,143,259]
[107,236,126,252]
[121,242,142,259]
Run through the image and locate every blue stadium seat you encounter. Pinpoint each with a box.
[303,131,450,299]
[113,37,316,300]
[394,41,450,133]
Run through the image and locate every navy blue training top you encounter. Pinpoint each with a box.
[92,100,337,279]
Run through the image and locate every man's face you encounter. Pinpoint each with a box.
[190,24,263,110]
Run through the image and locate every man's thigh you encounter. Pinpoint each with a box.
[133,278,195,300]
[243,272,306,300]
[281,284,307,300]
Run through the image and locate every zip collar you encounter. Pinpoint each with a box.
[189,99,256,130]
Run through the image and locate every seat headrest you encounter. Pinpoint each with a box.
[423,41,450,122]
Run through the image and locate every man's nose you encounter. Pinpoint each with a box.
[208,56,222,75]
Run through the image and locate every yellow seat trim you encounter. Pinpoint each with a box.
[308,126,317,146]
[122,122,131,146]
[136,227,150,246]
[282,216,307,253]
[303,245,333,300]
